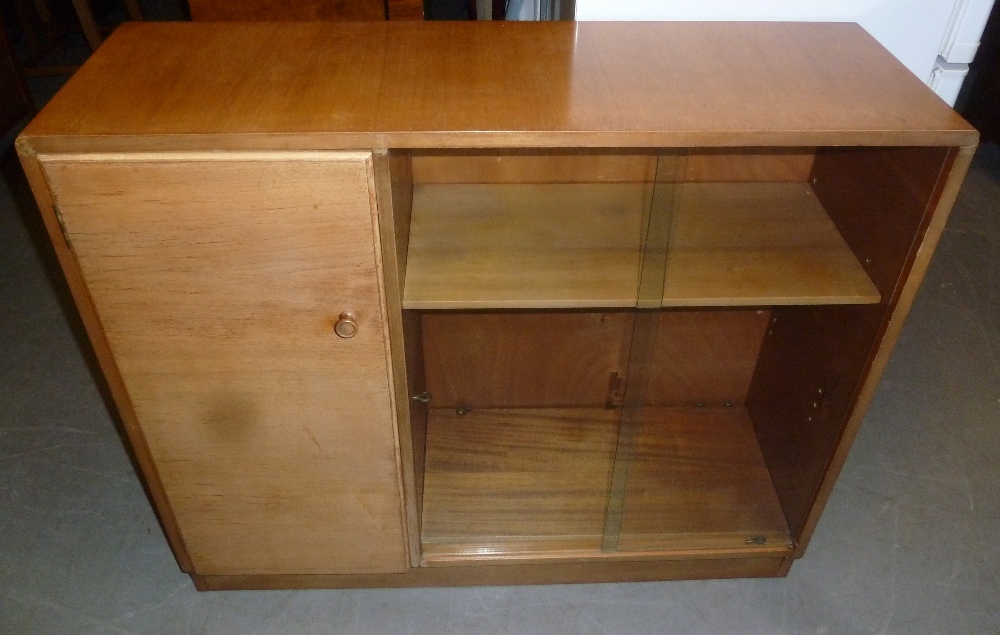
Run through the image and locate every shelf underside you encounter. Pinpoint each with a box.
[403,182,881,309]
[420,406,792,564]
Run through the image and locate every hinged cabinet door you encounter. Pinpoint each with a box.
[38,151,408,575]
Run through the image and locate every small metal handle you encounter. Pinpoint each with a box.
[334,312,358,338]
[412,391,432,403]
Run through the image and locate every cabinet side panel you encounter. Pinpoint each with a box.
[793,145,973,552]
[39,153,408,575]
[747,147,956,544]
[16,149,196,573]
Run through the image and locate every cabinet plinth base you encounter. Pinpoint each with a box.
[192,555,793,590]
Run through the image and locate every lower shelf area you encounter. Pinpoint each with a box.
[420,406,792,564]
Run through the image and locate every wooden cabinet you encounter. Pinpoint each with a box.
[17,21,977,590]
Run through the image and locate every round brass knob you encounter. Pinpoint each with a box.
[334,312,358,338]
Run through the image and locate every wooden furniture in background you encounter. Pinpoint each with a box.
[16,21,976,590]
[188,0,424,21]
[0,12,33,135]
[4,0,142,80]
[70,0,143,50]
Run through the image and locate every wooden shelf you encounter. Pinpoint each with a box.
[403,183,648,309]
[616,407,791,552]
[662,183,881,306]
[403,182,880,310]
[420,406,791,563]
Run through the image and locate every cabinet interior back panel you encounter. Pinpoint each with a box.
[421,309,771,409]
[39,153,408,576]
[410,149,815,185]
[421,311,632,408]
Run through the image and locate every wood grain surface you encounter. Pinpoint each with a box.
[791,145,973,554]
[17,153,197,573]
[747,145,961,549]
[15,19,977,587]
[421,311,631,408]
[420,406,790,562]
[404,181,879,309]
[421,408,619,559]
[420,309,770,409]
[403,183,649,309]
[683,149,815,183]
[38,152,408,575]
[645,310,770,406]
[411,149,813,185]
[616,408,791,552]
[411,151,658,184]
[196,555,789,589]
[661,182,882,306]
[19,22,975,153]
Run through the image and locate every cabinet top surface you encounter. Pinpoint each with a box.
[20,21,976,151]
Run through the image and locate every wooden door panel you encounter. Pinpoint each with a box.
[39,152,407,575]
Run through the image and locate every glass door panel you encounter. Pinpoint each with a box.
[602,152,686,551]
[409,150,655,562]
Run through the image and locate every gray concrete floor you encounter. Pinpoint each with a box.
[1,40,999,634]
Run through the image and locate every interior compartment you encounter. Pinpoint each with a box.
[384,147,955,565]
[403,148,880,310]
[414,309,790,562]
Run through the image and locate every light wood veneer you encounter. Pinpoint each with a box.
[404,181,880,309]
[21,22,973,152]
[38,152,407,575]
[15,21,977,589]
[421,406,790,563]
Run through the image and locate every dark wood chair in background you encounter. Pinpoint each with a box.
[188,0,424,21]
[0,10,33,138]
[12,0,142,54]
[4,0,143,81]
